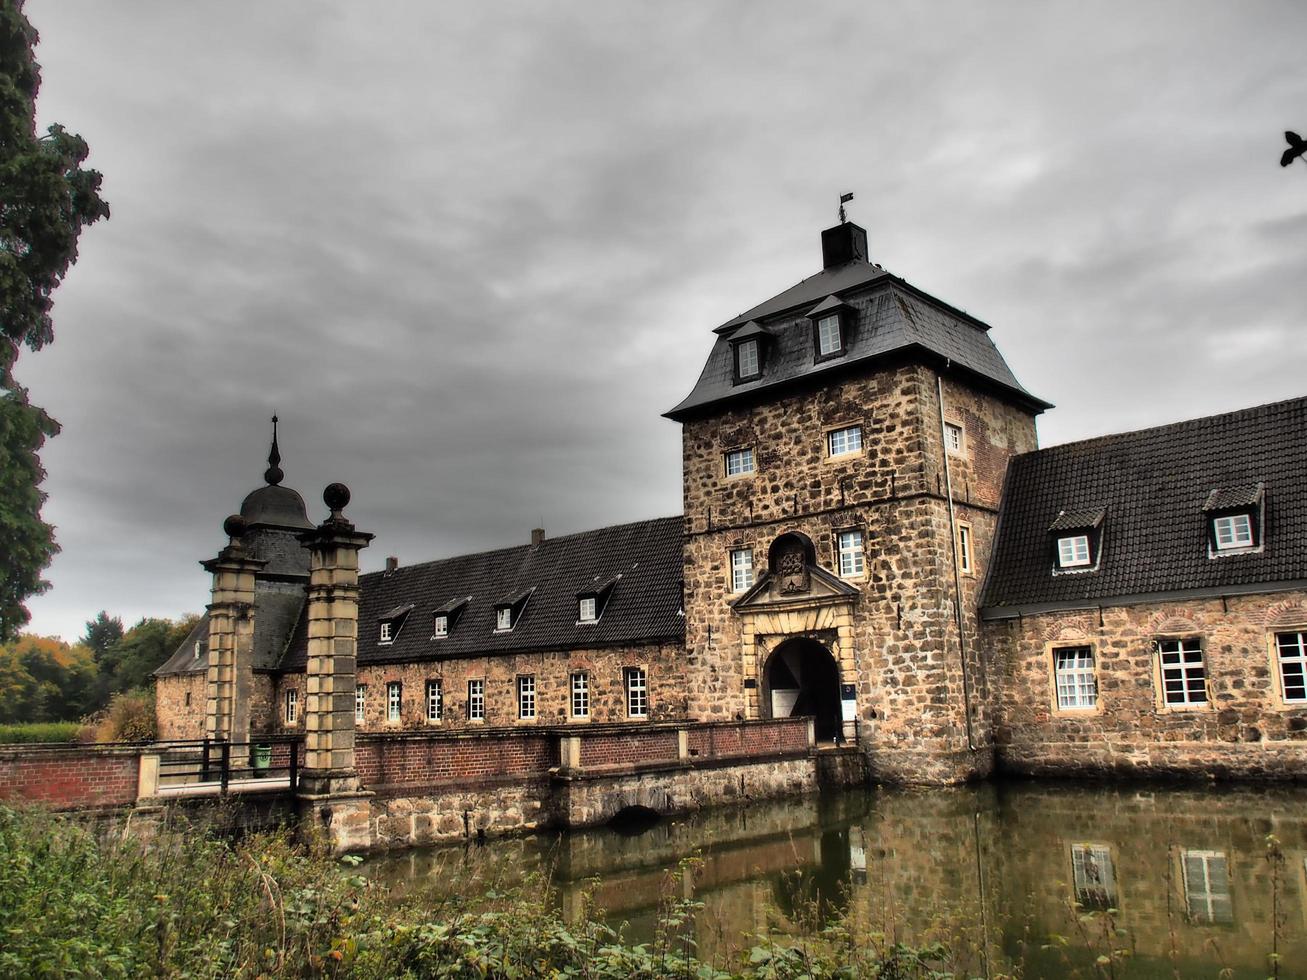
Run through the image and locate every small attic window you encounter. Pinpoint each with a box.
[729,321,769,384]
[805,295,850,363]
[431,596,470,639]
[735,339,760,381]
[378,603,414,646]
[494,589,532,633]
[577,575,619,624]
[1204,484,1264,556]
[1049,509,1105,574]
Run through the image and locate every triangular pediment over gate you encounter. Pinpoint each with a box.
[730,564,860,613]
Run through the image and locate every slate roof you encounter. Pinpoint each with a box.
[981,396,1307,616]
[666,271,1048,420]
[155,613,210,677]
[280,515,685,670]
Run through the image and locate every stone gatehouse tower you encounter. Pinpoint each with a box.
[665,221,1049,782]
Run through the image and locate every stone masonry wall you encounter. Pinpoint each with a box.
[989,590,1307,777]
[270,642,684,735]
[156,673,206,740]
[680,361,1038,782]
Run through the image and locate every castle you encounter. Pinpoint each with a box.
[156,220,1307,784]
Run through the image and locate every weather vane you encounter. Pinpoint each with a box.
[838,192,854,224]
[1283,131,1306,170]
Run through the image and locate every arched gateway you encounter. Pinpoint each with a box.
[763,637,843,742]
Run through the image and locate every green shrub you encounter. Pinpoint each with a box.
[0,721,80,744]
[0,805,954,979]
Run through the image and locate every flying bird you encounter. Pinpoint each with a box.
[1282,131,1306,168]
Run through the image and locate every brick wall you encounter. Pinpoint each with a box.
[578,729,679,768]
[356,730,554,790]
[0,744,140,809]
[687,717,811,760]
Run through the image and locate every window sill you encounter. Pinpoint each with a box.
[722,471,757,483]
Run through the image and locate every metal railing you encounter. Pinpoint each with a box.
[155,736,301,794]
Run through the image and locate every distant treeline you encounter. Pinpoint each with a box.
[0,612,198,726]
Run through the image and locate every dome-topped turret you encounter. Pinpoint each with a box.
[239,416,314,530]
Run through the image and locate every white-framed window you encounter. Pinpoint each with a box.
[1053,646,1098,710]
[1182,850,1233,924]
[827,425,863,457]
[496,607,513,631]
[837,530,865,577]
[425,679,442,722]
[1071,844,1117,911]
[735,338,760,379]
[570,672,589,719]
[432,614,448,638]
[284,688,298,725]
[730,548,754,592]
[1212,513,1254,550]
[517,675,536,720]
[625,667,648,718]
[944,421,964,455]
[386,681,402,722]
[467,679,485,721]
[355,684,366,723]
[1057,534,1092,568]
[958,524,974,574]
[1275,631,1307,702]
[1157,638,1207,706]
[379,621,393,644]
[578,596,597,622]
[816,314,842,356]
[724,447,755,477]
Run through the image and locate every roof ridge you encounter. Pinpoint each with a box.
[359,514,684,583]
[1020,394,1307,461]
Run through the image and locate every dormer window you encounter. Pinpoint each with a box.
[1204,484,1264,556]
[1049,509,1105,573]
[1057,535,1091,568]
[805,295,851,363]
[728,320,769,384]
[430,596,469,639]
[817,315,842,356]
[576,574,619,624]
[735,338,760,381]
[494,589,532,633]
[376,603,413,646]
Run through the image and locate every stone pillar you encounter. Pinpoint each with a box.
[296,483,374,852]
[202,515,264,744]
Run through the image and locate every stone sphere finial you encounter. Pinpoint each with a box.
[223,514,247,539]
[323,482,351,514]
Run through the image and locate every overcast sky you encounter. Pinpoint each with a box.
[18,1,1307,641]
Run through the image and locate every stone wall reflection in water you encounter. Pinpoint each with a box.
[365,782,1307,977]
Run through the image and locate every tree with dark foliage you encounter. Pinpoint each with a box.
[0,0,109,639]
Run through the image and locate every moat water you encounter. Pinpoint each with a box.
[363,781,1307,978]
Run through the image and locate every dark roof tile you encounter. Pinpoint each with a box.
[982,396,1307,613]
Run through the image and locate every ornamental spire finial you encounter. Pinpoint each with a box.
[264,414,284,486]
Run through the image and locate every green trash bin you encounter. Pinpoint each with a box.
[252,743,272,778]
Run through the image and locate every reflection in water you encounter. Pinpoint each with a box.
[364,782,1307,977]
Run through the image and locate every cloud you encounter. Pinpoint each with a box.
[15,0,1307,639]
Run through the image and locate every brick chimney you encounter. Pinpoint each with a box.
[821,222,868,269]
[531,528,545,547]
